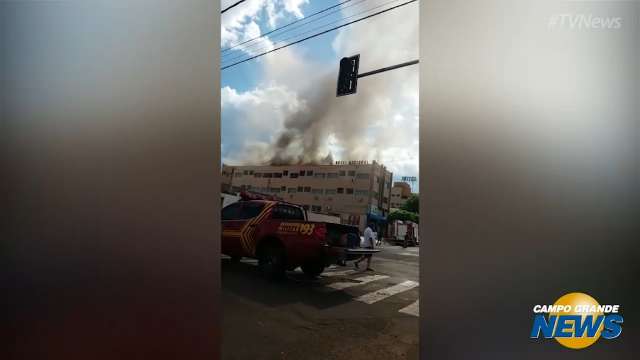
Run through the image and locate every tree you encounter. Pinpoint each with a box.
[400,194,419,214]
[388,209,419,224]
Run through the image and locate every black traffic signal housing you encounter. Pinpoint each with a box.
[336,55,360,97]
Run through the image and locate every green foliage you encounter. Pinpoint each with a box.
[388,209,419,224]
[400,194,419,214]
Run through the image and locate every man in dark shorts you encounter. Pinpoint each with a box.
[354,222,376,271]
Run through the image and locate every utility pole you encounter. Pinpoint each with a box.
[336,54,419,96]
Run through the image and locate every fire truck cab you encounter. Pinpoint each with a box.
[222,192,379,279]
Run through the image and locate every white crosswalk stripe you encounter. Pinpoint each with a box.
[326,275,389,291]
[354,280,419,304]
[399,252,419,257]
[398,300,419,317]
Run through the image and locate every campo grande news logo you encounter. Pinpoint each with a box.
[530,292,623,349]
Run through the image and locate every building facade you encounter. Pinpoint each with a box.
[221,161,393,231]
[390,181,413,209]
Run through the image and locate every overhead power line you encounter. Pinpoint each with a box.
[222,0,355,53]
[221,0,418,71]
[222,0,394,63]
[221,0,247,14]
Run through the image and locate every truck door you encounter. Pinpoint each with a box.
[221,202,244,256]
[222,201,268,257]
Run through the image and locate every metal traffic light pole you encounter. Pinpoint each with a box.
[357,59,419,78]
[336,54,419,96]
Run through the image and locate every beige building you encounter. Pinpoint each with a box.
[390,182,413,209]
[221,161,393,231]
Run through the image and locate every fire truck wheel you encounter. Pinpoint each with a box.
[301,261,325,278]
[258,243,286,280]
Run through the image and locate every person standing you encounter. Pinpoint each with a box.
[355,222,375,271]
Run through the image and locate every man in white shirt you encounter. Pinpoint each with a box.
[354,222,375,271]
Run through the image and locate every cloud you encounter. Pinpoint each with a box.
[221,0,309,54]
[221,84,304,163]
[283,0,309,18]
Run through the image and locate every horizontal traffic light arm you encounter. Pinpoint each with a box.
[357,59,419,78]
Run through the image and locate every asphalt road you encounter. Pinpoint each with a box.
[221,242,420,360]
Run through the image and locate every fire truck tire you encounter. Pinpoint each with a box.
[301,261,325,278]
[258,243,286,280]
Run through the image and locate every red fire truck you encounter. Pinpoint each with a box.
[222,192,379,279]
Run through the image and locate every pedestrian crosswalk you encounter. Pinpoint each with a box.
[319,269,419,317]
[223,255,420,317]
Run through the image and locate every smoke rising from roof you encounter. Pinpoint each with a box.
[265,71,402,165]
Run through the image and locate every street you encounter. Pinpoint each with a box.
[221,243,419,360]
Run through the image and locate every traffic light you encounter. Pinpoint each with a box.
[336,54,360,97]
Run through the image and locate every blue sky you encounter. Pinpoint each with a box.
[221,1,339,91]
[220,0,419,191]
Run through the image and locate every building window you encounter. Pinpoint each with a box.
[283,170,288,176]
[327,173,338,178]
[355,173,369,180]
[290,173,298,179]
[274,172,282,178]
[249,170,254,175]
[315,173,326,179]
[325,189,337,195]
[243,170,249,175]
[337,188,344,194]
[304,186,311,192]
[346,188,354,194]
[297,186,303,192]
[288,188,297,193]
[300,170,306,176]
[348,170,355,176]
[264,173,273,178]
[255,173,262,178]
[271,188,280,193]
[307,170,314,176]
[311,205,322,212]
[339,170,346,176]
[311,188,323,194]
[355,190,369,196]
[281,186,286,191]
